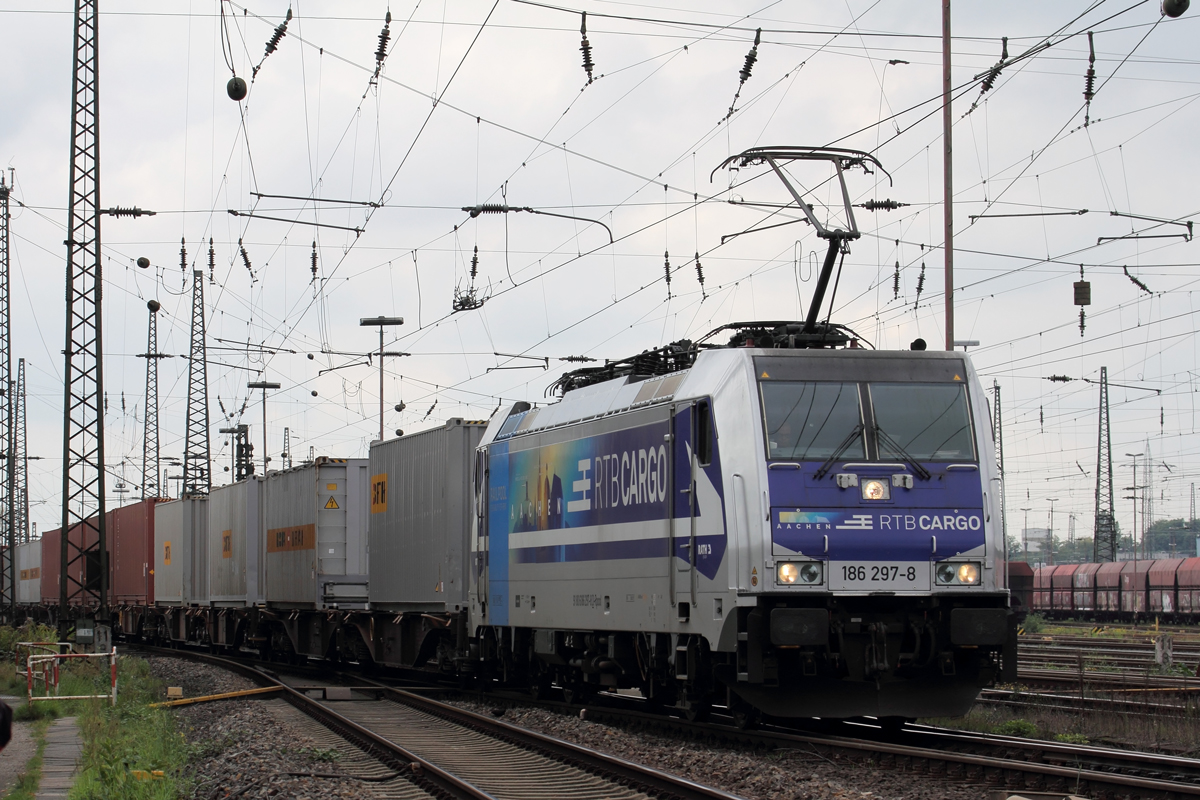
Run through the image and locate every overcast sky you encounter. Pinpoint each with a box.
[1,0,1198,545]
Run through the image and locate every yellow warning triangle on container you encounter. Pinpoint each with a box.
[760,371,770,378]
[751,566,758,575]
[324,496,340,509]
[953,374,962,381]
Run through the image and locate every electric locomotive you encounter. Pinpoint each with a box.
[469,321,1015,722]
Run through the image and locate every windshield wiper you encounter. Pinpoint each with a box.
[815,423,865,479]
[874,425,932,481]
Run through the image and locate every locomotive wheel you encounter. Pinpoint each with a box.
[730,700,760,730]
[679,697,710,722]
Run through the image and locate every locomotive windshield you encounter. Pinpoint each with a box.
[760,381,864,460]
[759,379,975,462]
[869,382,975,461]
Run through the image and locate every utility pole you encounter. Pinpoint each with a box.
[359,316,404,441]
[60,0,108,642]
[1046,498,1059,566]
[993,381,1007,558]
[137,299,169,499]
[247,381,280,475]
[1124,451,1144,561]
[14,358,27,543]
[1020,507,1032,564]
[0,172,12,616]
[183,271,211,496]
[941,0,955,351]
[1094,367,1117,562]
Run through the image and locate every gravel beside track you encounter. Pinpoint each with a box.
[447,699,982,800]
[142,655,431,800]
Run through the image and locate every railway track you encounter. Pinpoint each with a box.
[136,644,1200,798]
[136,646,741,800]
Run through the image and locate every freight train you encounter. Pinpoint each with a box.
[1007,559,1200,619]
[12,321,1017,724]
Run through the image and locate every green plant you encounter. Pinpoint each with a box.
[1022,614,1046,634]
[994,719,1039,738]
[1054,732,1089,744]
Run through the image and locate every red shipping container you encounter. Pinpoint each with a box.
[1177,557,1200,614]
[39,520,99,606]
[1051,564,1080,611]
[1120,560,1153,614]
[111,499,157,605]
[1148,558,1185,614]
[1072,562,1103,611]
[1095,562,1128,612]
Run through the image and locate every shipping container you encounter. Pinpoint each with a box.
[206,478,264,607]
[1050,564,1080,611]
[1148,558,1185,614]
[264,458,369,608]
[368,419,486,613]
[1095,561,1128,612]
[1120,560,1152,614]
[17,540,41,605]
[153,497,208,606]
[111,499,157,605]
[1072,562,1103,611]
[1178,557,1200,613]
[39,522,98,605]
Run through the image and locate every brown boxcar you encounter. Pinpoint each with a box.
[1072,562,1102,611]
[1008,561,1034,610]
[1096,561,1127,613]
[1050,564,1080,612]
[1032,565,1054,611]
[1120,560,1153,615]
[39,522,98,605]
[1178,557,1200,614]
[1148,558,1185,614]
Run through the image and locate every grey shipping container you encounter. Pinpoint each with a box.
[154,497,208,606]
[264,458,369,608]
[17,540,40,604]
[207,478,264,606]
[369,418,486,612]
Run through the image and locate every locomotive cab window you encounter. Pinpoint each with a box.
[695,399,713,466]
[760,381,864,461]
[869,382,975,461]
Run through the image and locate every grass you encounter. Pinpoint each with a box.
[0,627,191,800]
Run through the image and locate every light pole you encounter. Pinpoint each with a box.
[1046,498,1059,565]
[1020,507,1032,564]
[248,380,281,475]
[359,316,404,442]
[1125,452,1144,559]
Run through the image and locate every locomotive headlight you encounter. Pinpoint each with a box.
[935,561,982,585]
[935,563,957,585]
[799,562,823,584]
[777,562,799,584]
[861,479,889,501]
[957,563,980,585]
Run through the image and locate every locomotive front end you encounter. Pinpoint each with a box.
[722,348,1013,720]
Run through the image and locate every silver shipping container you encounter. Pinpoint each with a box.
[154,497,208,606]
[369,418,486,612]
[264,457,369,608]
[17,540,41,605]
[207,478,264,606]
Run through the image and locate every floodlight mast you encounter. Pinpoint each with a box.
[713,147,889,337]
[359,317,404,442]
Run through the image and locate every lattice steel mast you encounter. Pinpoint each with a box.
[0,173,13,614]
[183,271,211,495]
[282,426,292,470]
[139,300,167,499]
[60,0,108,630]
[1094,366,1118,562]
[14,359,27,544]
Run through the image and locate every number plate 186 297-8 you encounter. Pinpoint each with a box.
[829,562,930,592]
